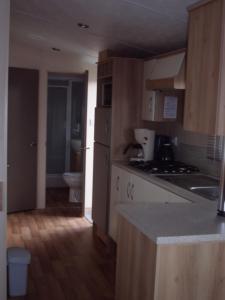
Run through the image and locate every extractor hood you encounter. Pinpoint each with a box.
[145,51,186,90]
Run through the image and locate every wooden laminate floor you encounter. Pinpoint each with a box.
[46,188,82,210]
[7,206,116,300]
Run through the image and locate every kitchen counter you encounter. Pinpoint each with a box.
[113,161,218,204]
[117,201,225,244]
[114,162,225,299]
[114,161,225,244]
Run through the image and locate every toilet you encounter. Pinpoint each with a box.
[63,172,82,203]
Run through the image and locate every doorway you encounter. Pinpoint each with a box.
[46,73,88,216]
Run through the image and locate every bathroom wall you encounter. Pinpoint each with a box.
[0,0,10,299]
[9,40,97,209]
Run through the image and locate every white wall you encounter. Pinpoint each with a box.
[0,0,10,299]
[9,41,97,209]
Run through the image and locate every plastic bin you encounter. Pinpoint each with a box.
[7,247,31,297]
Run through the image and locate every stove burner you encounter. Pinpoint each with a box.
[129,161,199,175]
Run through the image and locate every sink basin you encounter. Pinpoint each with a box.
[156,174,219,201]
[189,186,219,201]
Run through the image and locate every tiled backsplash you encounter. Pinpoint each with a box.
[175,143,221,178]
[144,122,222,178]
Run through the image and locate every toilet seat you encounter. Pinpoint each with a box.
[63,172,81,178]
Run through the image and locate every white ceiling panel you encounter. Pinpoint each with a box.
[122,0,198,20]
[10,0,199,62]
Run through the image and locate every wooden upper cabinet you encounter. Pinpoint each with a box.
[111,58,143,160]
[184,0,224,135]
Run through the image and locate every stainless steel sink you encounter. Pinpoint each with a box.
[189,186,219,201]
[156,174,219,201]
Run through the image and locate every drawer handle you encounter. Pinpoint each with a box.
[127,182,130,199]
[131,184,134,200]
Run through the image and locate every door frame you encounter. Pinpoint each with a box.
[45,71,89,215]
[0,0,10,298]
[81,71,89,216]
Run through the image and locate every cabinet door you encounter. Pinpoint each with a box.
[94,107,111,146]
[131,174,188,203]
[109,165,121,241]
[142,90,156,121]
[130,174,167,203]
[109,166,132,241]
[92,143,110,233]
[184,0,222,134]
[119,168,132,203]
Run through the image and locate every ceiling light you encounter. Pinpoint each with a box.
[77,23,89,29]
[51,47,61,52]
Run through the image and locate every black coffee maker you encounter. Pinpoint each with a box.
[154,135,174,162]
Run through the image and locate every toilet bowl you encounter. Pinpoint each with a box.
[63,172,82,203]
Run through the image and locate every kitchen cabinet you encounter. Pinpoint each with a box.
[143,51,186,91]
[109,165,188,242]
[142,89,184,122]
[93,57,143,239]
[116,215,225,300]
[109,166,122,241]
[184,0,225,135]
[142,51,185,122]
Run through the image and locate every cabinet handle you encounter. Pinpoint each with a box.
[127,182,130,199]
[130,184,134,200]
[148,97,152,111]
[116,176,120,191]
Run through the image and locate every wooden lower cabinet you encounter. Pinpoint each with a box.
[116,216,156,300]
[116,216,225,300]
[109,165,188,243]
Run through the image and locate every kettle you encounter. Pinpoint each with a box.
[123,143,144,161]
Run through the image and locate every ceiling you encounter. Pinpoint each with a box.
[10,0,199,63]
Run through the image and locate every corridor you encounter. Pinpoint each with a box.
[7,205,115,300]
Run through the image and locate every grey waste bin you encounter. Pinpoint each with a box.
[7,247,31,297]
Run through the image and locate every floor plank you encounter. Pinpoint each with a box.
[7,201,115,300]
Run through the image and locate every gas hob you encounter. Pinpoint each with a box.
[129,161,200,175]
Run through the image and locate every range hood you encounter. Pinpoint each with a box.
[145,51,186,90]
